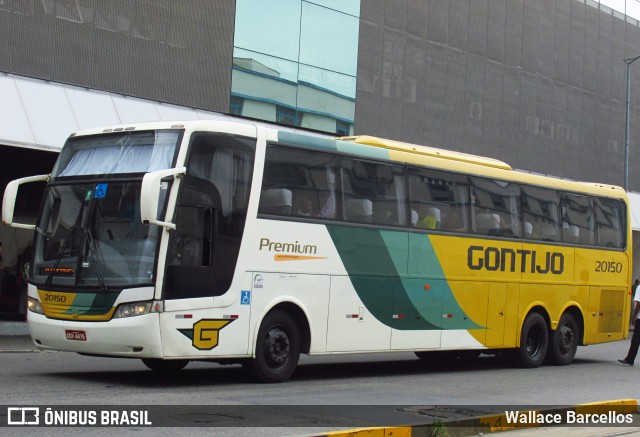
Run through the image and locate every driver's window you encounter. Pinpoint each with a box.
[169,205,211,267]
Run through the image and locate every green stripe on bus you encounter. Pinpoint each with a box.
[278,131,339,152]
[327,225,437,329]
[385,232,483,330]
[277,131,390,160]
[327,225,483,331]
[63,292,119,316]
[336,141,390,160]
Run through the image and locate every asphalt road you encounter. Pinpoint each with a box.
[1,334,638,436]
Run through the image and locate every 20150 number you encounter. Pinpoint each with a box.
[43,294,67,303]
[595,261,622,273]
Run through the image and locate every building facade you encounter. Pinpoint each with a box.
[2,0,640,317]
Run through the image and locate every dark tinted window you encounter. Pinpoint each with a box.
[260,144,338,219]
[408,169,470,232]
[470,178,521,237]
[340,158,405,226]
[594,198,625,248]
[561,193,594,245]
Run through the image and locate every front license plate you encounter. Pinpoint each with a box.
[65,330,87,341]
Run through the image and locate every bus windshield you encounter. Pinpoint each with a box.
[32,181,162,289]
[31,129,182,290]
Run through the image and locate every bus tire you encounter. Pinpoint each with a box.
[513,312,548,368]
[548,313,579,365]
[141,358,189,372]
[244,310,300,383]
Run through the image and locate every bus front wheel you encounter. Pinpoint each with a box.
[512,312,548,368]
[548,313,579,365]
[244,310,301,383]
[141,358,189,372]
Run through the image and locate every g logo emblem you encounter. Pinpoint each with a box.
[191,319,233,350]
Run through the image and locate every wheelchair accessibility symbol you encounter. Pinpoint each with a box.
[94,183,108,199]
[241,290,251,305]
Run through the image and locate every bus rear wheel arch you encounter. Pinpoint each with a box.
[244,309,302,383]
[512,311,549,368]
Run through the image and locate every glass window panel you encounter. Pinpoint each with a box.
[408,169,470,232]
[231,49,299,122]
[299,2,359,76]
[298,64,357,98]
[233,48,299,82]
[297,65,355,132]
[233,0,301,62]
[260,144,338,220]
[521,186,561,242]
[593,197,625,248]
[561,193,594,245]
[471,178,521,238]
[231,0,360,134]
[341,158,405,226]
[307,0,360,17]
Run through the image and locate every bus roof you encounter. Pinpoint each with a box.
[338,135,512,170]
[334,135,625,200]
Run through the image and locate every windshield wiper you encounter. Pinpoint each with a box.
[82,227,109,292]
[44,197,87,290]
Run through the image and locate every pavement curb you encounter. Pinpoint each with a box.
[0,321,29,336]
[318,399,639,437]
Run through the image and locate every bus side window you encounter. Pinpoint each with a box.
[261,143,337,220]
[521,185,561,242]
[407,169,470,233]
[594,198,625,248]
[341,158,405,226]
[470,178,520,238]
[561,193,594,245]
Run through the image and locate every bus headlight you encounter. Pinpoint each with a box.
[28,297,44,314]
[113,302,153,318]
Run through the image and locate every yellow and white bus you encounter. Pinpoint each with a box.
[2,120,631,382]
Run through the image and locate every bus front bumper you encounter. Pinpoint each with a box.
[27,312,163,358]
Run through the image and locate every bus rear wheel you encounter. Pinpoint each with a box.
[244,310,300,383]
[548,313,579,365]
[512,312,548,368]
[141,358,189,372]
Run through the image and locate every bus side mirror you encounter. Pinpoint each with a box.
[140,167,186,230]
[2,174,49,230]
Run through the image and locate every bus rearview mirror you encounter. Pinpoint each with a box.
[140,167,186,230]
[2,174,49,230]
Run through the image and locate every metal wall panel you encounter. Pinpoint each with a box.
[356,0,640,189]
[401,34,427,144]
[504,0,523,67]
[427,0,447,44]
[468,0,487,58]
[486,0,505,63]
[0,1,14,70]
[423,42,447,148]
[406,0,428,40]
[0,0,235,114]
[448,1,468,52]
[584,6,599,93]
[553,0,571,84]
[379,27,406,140]
[355,19,383,135]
